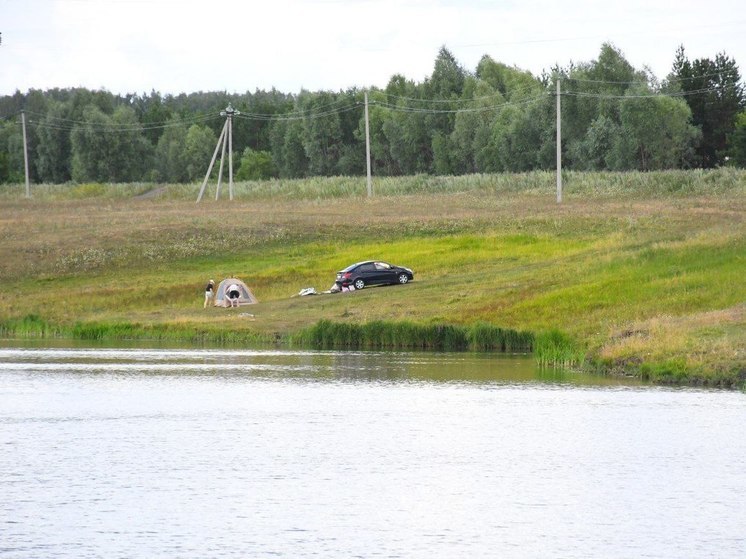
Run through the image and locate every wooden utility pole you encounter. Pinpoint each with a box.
[21,110,30,198]
[197,121,227,203]
[196,105,239,203]
[556,79,562,204]
[364,91,372,197]
[215,119,227,201]
[228,107,234,200]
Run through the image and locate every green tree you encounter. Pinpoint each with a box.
[384,73,436,174]
[379,75,431,174]
[484,95,554,173]
[300,91,344,176]
[70,106,103,182]
[567,115,620,170]
[728,111,746,167]
[336,88,365,175]
[383,112,431,174]
[560,44,648,169]
[0,119,24,183]
[427,47,467,174]
[235,148,276,180]
[431,131,453,174]
[617,86,700,170]
[669,46,744,167]
[430,46,466,98]
[476,55,541,100]
[35,100,73,183]
[237,89,294,152]
[130,90,173,146]
[71,105,151,182]
[18,89,48,183]
[154,122,189,183]
[356,90,399,176]
[184,124,217,182]
[270,118,308,178]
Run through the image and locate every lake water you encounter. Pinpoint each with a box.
[1,346,745,558]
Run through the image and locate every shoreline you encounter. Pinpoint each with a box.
[2,317,743,389]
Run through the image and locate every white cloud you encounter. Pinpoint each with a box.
[1,0,744,95]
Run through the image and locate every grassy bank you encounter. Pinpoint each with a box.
[0,170,744,386]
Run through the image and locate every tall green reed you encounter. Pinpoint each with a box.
[293,319,534,352]
[534,329,586,368]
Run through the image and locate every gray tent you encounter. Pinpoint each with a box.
[214,278,258,307]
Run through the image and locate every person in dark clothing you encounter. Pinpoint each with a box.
[227,283,241,307]
[203,279,215,308]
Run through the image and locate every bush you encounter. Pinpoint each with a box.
[236,149,277,181]
[534,329,586,368]
[295,319,532,352]
[70,182,107,198]
[0,314,57,337]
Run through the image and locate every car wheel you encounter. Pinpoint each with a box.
[353,278,365,290]
[398,273,409,284]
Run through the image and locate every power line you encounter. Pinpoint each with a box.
[564,69,743,86]
[231,94,363,121]
[372,93,551,114]
[22,109,220,130]
[25,119,221,133]
[234,103,362,122]
[380,83,543,106]
[0,110,22,121]
[7,78,740,135]
[563,83,742,100]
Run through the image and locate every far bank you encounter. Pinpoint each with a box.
[0,170,744,387]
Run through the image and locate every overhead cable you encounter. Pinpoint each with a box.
[22,109,219,130]
[564,69,743,86]
[562,83,741,100]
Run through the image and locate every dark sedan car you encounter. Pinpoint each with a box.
[335,261,414,290]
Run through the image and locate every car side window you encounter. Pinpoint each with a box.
[374,262,391,270]
[359,264,375,272]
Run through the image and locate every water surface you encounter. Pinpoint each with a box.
[1,347,744,558]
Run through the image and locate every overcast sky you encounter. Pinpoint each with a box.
[1,0,744,97]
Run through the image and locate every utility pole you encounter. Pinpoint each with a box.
[21,110,30,198]
[556,79,562,204]
[196,104,239,203]
[214,118,227,201]
[364,91,372,197]
[227,106,234,200]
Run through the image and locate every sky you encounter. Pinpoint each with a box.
[1,0,744,97]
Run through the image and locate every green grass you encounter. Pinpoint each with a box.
[0,314,61,337]
[3,168,743,202]
[290,319,534,352]
[534,330,586,368]
[0,169,744,386]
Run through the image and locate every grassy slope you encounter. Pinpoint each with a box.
[0,170,744,385]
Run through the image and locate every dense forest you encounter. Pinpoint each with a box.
[1,43,744,185]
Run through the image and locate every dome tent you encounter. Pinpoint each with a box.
[214,278,258,307]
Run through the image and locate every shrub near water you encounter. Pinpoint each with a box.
[0,314,60,337]
[296,320,533,352]
[534,329,586,368]
[67,321,271,345]
[0,315,271,345]
[468,322,535,352]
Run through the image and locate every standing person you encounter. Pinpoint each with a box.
[227,283,241,307]
[203,279,215,308]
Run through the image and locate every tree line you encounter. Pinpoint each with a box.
[1,43,744,185]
